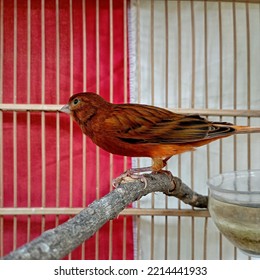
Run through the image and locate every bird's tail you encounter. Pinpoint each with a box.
[208,122,260,140]
[232,125,260,134]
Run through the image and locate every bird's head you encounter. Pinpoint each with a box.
[60,92,109,123]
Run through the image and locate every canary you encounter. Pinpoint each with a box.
[61,92,260,185]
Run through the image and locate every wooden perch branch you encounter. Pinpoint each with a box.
[2,172,208,260]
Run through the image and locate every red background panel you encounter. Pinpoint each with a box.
[0,0,133,260]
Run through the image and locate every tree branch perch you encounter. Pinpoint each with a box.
[3,172,208,260]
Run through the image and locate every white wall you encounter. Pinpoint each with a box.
[129,0,260,260]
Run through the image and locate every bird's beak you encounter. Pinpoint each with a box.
[60,104,71,114]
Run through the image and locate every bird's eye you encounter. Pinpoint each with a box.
[73,98,80,105]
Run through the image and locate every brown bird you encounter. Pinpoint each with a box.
[61,92,260,185]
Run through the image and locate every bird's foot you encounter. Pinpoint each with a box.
[112,167,153,188]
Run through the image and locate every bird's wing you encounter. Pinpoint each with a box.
[103,104,231,144]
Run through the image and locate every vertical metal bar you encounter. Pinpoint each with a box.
[177,0,182,260]
[82,0,87,94]
[0,0,4,257]
[245,2,251,171]
[245,3,251,261]
[204,0,209,261]
[124,0,128,175]
[191,1,195,109]
[109,0,113,105]
[232,1,237,171]
[123,0,128,183]
[136,0,141,260]
[218,3,223,111]
[218,1,223,161]
[190,0,195,260]
[123,0,128,260]
[41,0,46,234]
[108,0,113,260]
[69,0,73,207]
[177,0,182,109]
[95,0,100,260]
[136,215,140,260]
[68,0,73,260]
[218,1,223,260]
[232,0,238,260]
[164,0,169,108]
[122,215,127,260]
[203,217,208,260]
[27,0,32,243]
[81,0,87,260]
[218,1,223,113]
[123,0,128,104]
[137,0,141,106]
[135,0,141,136]
[204,1,208,110]
[150,0,154,260]
[164,0,169,260]
[69,0,73,209]
[150,0,154,106]
[13,0,18,250]
[55,0,60,228]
